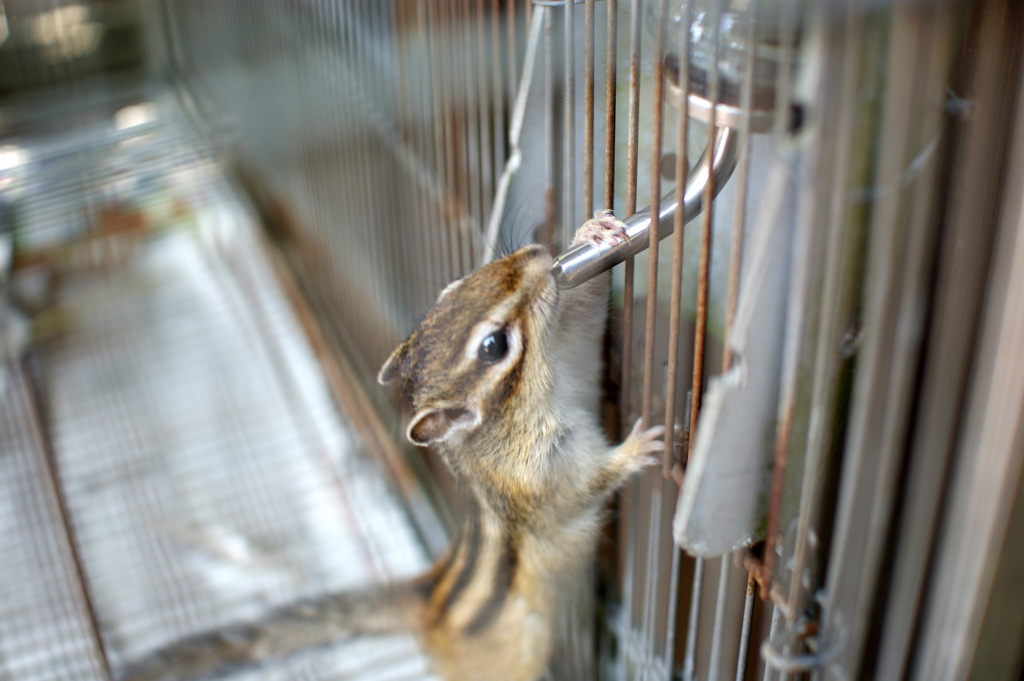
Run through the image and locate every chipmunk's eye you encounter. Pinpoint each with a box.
[478,329,509,363]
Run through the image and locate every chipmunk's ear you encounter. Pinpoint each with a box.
[378,341,409,385]
[407,405,480,447]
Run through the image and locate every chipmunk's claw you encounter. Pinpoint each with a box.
[573,209,629,248]
[620,418,667,469]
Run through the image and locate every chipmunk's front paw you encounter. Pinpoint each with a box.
[614,418,666,475]
[573,209,629,247]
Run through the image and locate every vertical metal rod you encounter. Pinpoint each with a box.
[425,0,452,284]
[370,0,399,337]
[321,0,339,303]
[772,0,798,141]
[620,0,642,423]
[465,0,481,268]
[347,0,371,320]
[401,0,428,299]
[444,0,462,275]
[684,6,724,679]
[659,2,692,663]
[480,0,497,250]
[314,0,333,301]
[450,0,471,276]
[298,0,318,284]
[439,0,457,281]
[584,0,596,218]
[408,1,435,313]
[760,0,815,567]
[399,0,425,297]
[357,0,381,324]
[474,0,492,267]
[763,403,792,598]
[719,6,758,671]
[438,0,456,277]
[319,0,340,312]
[373,1,404,328]
[708,558,732,681]
[507,0,518,107]
[687,0,722,456]
[640,0,668,430]
[641,3,668,674]
[409,0,435,305]
[454,0,471,274]
[564,0,577,241]
[544,7,558,248]
[604,0,618,210]
[642,486,664,678]
[466,0,480,243]
[663,0,692,478]
[601,5,622,677]
[463,0,482,267]
[492,0,507,202]
[734,574,757,681]
[720,7,760,669]
[762,605,783,681]
[682,556,706,681]
[348,0,380,328]
[417,0,445,303]
[619,0,643,666]
[392,0,415,311]
[723,0,758,372]
[371,1,397,313]
[785,1,859,664]
[663,544,684,676]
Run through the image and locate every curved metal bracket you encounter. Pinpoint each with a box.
[551,125,742,289]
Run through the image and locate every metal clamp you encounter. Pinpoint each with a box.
[551,125,741,289]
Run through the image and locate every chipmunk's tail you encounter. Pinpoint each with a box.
[116,583,425,681]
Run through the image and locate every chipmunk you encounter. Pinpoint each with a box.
[119,211,664,681]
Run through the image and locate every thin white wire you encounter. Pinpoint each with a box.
[481,7,546,264]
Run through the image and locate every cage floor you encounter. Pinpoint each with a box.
[0,97,437,680]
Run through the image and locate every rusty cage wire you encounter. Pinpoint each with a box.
[1,1,1023,680]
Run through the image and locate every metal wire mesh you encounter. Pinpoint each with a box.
[3,1,1024,680]
[1,92,437,679]
[39,223,427,661]
[0,366,109,681]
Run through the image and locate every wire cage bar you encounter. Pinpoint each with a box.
[1,1,1023,680]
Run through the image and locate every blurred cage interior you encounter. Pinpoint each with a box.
[1,1,1023,680]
